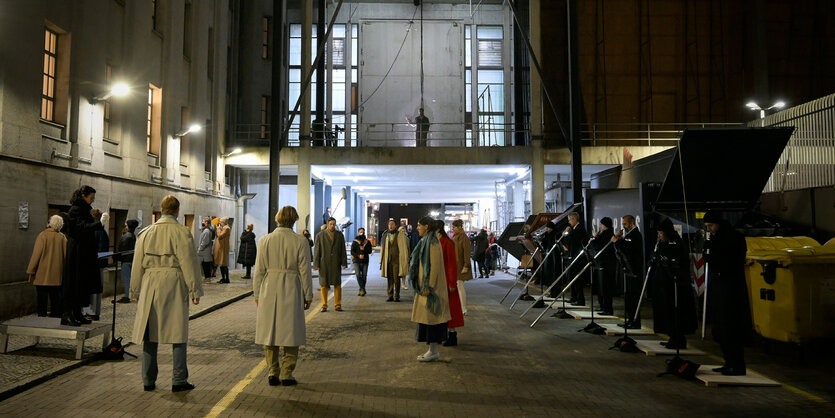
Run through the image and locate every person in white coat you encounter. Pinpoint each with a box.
[253,206,313,386]
[131,196,203,393]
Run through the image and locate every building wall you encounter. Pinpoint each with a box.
[539,0,835,145]
[0,0,237,320]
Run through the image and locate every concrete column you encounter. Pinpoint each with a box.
[343,186,352,239]
[297,151,311,232]
[300,0,312,144]
[529,0,542,141]
[313,180,325,232]
[531,139,545,214]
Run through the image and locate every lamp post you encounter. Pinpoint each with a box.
[746,101,786,127]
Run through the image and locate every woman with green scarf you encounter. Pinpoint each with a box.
[409,217,451,362]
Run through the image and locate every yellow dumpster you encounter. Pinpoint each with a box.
[744,237,835,343]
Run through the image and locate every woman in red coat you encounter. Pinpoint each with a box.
[434,220,464,346]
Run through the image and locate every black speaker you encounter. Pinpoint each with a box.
[414,0,420,6]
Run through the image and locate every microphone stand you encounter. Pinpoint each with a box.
[701,232,710,339]
[501,246,539,304]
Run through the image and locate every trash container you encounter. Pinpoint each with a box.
[744,236,835,343]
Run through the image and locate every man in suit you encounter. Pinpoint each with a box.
[313,217,347,312]
[563,212,587,306]
[612,214,644,329]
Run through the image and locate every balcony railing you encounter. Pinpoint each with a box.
[231,122,526,147]
[581,122,743,145]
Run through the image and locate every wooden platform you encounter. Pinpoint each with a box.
[0,317,111,360]
[696,365,781,387]
[602,324,655,336]
[634,340,707,357]
[565,309,619,320]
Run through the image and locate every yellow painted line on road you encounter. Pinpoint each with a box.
[204,277,354,418]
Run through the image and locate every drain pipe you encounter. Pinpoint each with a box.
[235,193,257,267]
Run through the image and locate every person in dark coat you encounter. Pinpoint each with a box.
[62,185,106,326]
[563,212,588,306]
[85,208,110,321]
[302,229,314,259]
[237,224,257,279]
[115,219,139,303]
[589,217,616,315]
[351,228,373,296]
[612,215,644,329]
[649,217,697,349]
[473,229,489,278]
[704,210,751,376]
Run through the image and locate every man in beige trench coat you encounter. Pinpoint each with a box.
[131,196,203,393]
[253,206,313,386]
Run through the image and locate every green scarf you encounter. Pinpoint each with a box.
[408,232,441,315]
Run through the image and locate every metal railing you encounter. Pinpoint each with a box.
[581,122,743,145]
[751,93,835,192]
[232,122,525,147]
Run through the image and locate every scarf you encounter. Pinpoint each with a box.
[408,232,441,316]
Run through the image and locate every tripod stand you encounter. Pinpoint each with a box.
[106,250,137,359]
[501,247,540,305]
[518,241,590,318]
[525,241,612,328]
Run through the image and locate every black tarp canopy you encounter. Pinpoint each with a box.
[652,127,794,213]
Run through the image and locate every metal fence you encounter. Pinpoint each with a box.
[750,93,835,192]
[232,122,522,147]
[581,122,742,145]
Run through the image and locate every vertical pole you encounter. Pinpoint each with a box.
[269,0,287,233]
[567,0,583,204]
[316,0,326,124]
[301,0,312,145]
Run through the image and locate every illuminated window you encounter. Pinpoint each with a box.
[103,65,112,139]
[41,28,58,121]
[147,84,162,156]
[262,17,270,59]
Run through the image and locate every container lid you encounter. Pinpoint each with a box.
[745,236,835,263]
[653,127,794,212]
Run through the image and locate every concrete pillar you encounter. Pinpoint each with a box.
[297,151,311,232]
[300,0,312,144]
[344,186,352,239]
[531,139,545,214]
[529,0,542,141]
[313,180,324,232]
[324,184,332,215]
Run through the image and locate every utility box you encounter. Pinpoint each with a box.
[744,237,835,343]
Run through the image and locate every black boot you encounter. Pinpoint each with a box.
[73,309,92,324]
[61,312,81,327]
[443,331,458,347]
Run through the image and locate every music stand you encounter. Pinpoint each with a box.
[611,247,639,351]
[104,250,137,359]
[580,245,606,334]
[551,240,577,319]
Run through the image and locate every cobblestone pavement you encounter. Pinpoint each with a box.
[0,269,253,396]
[0,254,833,417]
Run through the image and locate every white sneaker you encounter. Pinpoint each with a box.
[417,352,439,362]
[462,310,468,316]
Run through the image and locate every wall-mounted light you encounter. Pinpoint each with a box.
[89,82,130,103]
[429,211,440,217]
[221,148,242,158]
[175,123,202,138]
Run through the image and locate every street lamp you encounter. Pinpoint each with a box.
[746,101,786,126]
[175,123,202,138]
[89,82,130,103]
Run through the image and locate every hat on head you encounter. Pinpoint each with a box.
[600,217,613,229]
[545,221,557,230]
[703,210,723,224]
